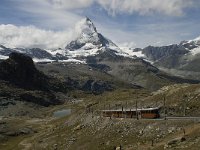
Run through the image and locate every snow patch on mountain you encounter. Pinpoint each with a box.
[186,36,200,47]
[49,48,65,56]
[190,46,200,55]
[59,58,86,64]
[119,46,145,58]
[0,55,9,60]
[184,36,200,55]
[33,58,55,63]
[66,47,103,57]
[191,36,200,43]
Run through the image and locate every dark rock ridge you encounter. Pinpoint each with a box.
[0,52,66,106]
[0,52,116,107]
[0,45,14,56]
[0,52,49,90]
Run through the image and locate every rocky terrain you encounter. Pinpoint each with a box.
[1,52,200,150]
[0,18,200,150]
[1,85,200,150]
[0,52,72,107]
[0,52,118,108]
[131,37,200,80]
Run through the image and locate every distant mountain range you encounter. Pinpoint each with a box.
[1,17,200,81]
[0,17,200,64]
[131,37,200,79]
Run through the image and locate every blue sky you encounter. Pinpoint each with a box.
[0,0,200,48]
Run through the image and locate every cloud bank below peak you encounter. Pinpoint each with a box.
[0,18,99,49]
[0,24,79,49]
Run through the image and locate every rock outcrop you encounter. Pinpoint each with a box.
[0,52,64,106]
[0,52,49,90]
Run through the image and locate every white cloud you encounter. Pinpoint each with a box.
[0,24,79,49]
[96,20,200,48]
[0,18,93,49]
[97,0,194,16]
[119,42,137,48]
[12,0,83,29]
[43,0,195,16]
[47,0,93,9]
[17,0,195,19]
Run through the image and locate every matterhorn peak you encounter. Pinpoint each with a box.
[84,17,97,32]
[64,17,124,57]
[76,17,97,36]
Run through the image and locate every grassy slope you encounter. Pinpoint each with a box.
[1,61,200,150]
[1,86,200,150]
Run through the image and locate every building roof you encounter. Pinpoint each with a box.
[100,107,160,112]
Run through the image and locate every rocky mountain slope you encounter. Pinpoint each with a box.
[0,52,118,109]
[128,37,200,79]
[0,52,50,90]
[86,52,200,90]
[0,52,68,107]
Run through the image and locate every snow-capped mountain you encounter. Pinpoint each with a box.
[0,17,133,62]
[63,17,128,58]
[125,36,200,62]
[123,36,200,80]
[118,46,145,58]
[180,36,200,55]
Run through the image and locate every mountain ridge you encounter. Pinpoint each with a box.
[1,18,200,66]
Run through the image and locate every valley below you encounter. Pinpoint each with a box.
[1,55,200,150]
[1,87,200,150]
